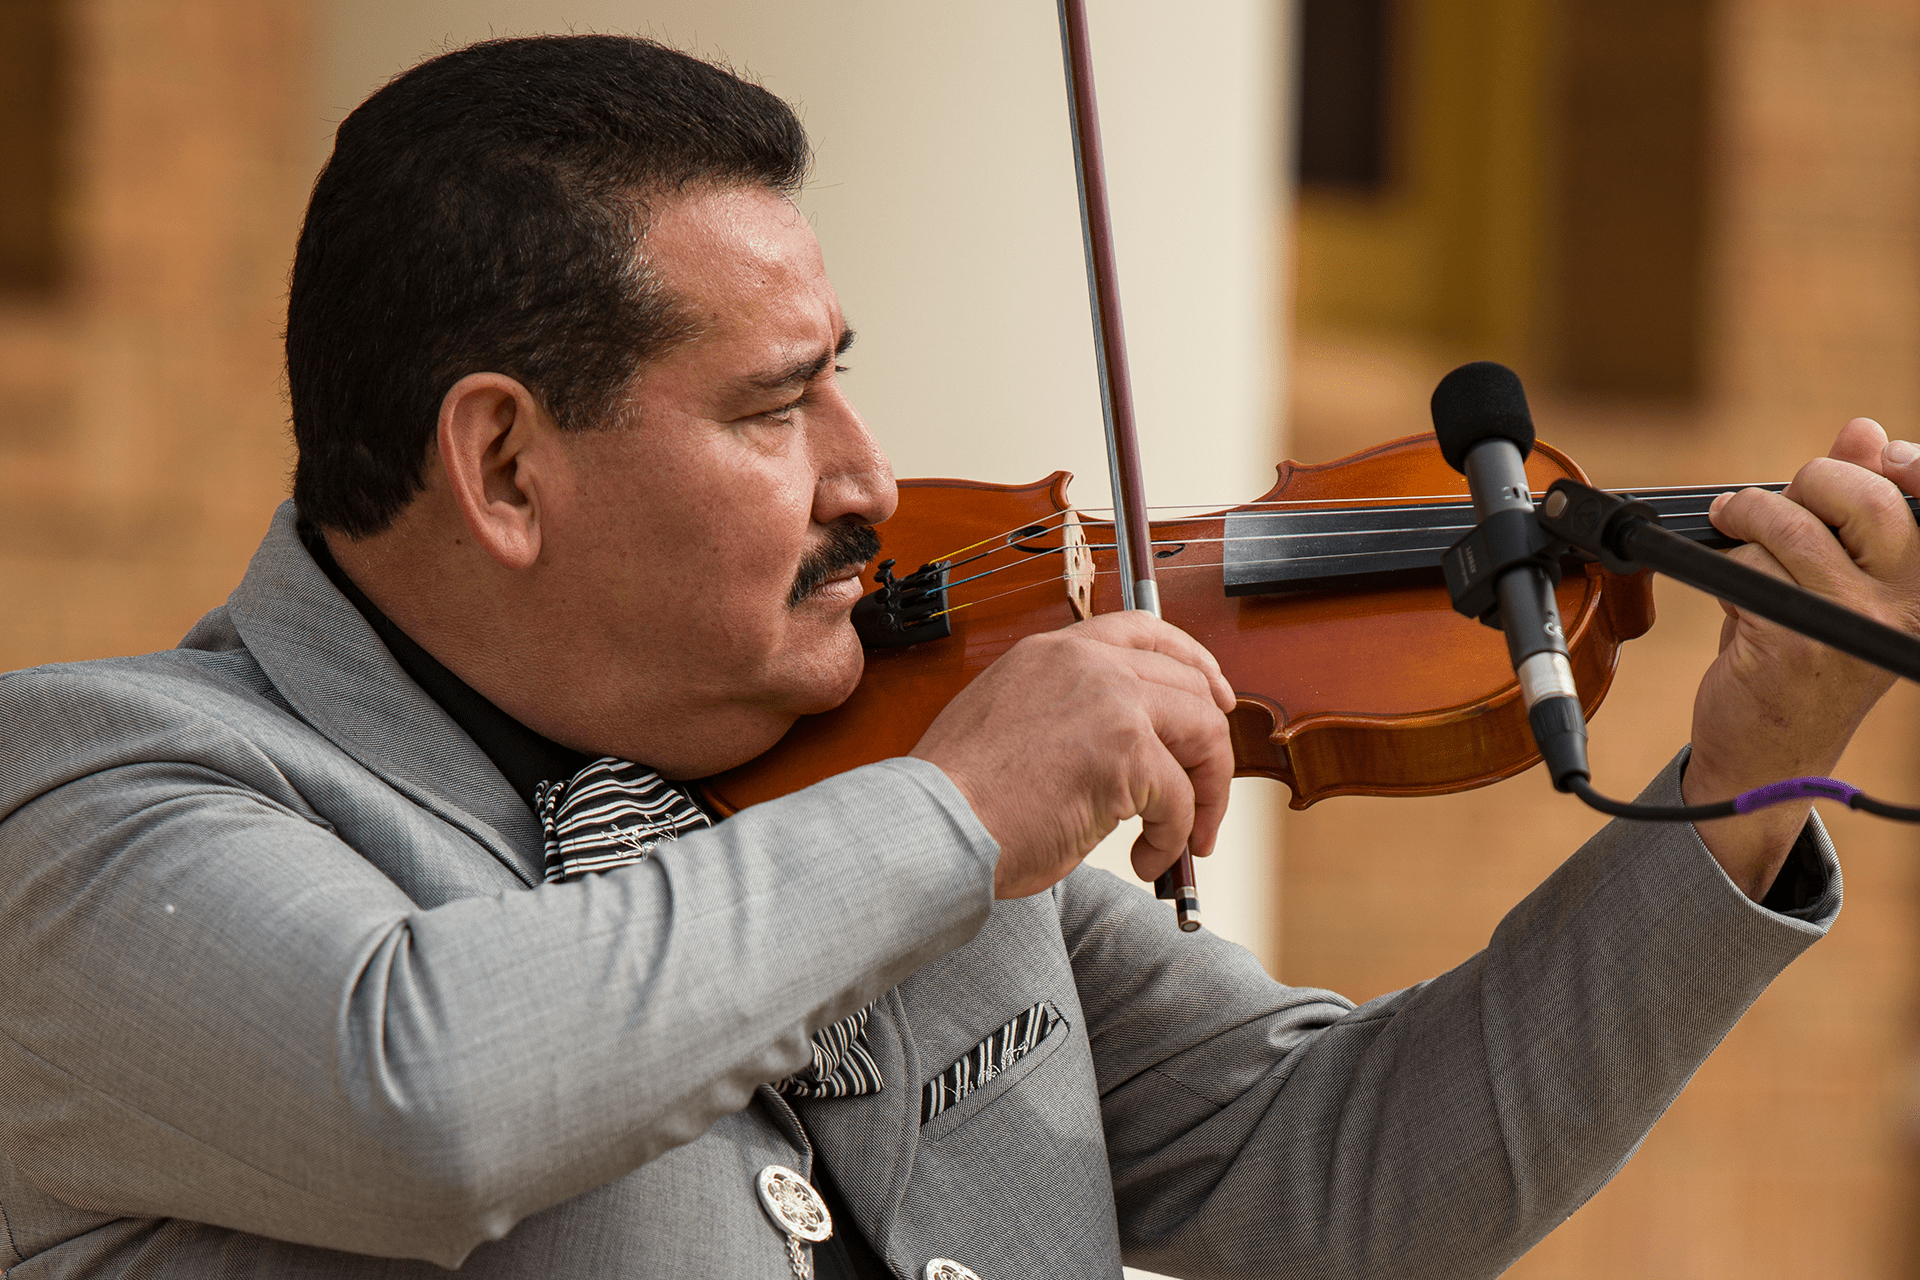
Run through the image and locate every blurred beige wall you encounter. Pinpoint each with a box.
[316,0,1292,968]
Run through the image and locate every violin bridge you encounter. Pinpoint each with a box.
[1063,509,1095,620]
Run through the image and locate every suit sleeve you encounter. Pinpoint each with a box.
[0,670,997,1268]
[1062,749,1837,1279]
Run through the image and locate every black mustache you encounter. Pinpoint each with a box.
[789,523,882,607]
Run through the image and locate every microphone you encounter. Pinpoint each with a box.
[1431,362,1591,791]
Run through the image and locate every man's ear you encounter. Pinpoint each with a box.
[438,372,555,572]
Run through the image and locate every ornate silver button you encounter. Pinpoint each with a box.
[924,1260,982,1280]
[756,1164,833,1243]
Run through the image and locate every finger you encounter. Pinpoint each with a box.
[1708,486,1826,574]
[1093,675,1236,881]
[1125,749,1234,880]
[1129,767,1195,883]
[1105,713,1197,880]
[1129,835,1184,884]
[1181,713,1235,859]
[1130,677,1236,863]
[1713,539,1792,632]
[1827,416,1888,471]
[1809,416,1920,506]
[1720,538,1790,584]
[1129,682,1235,865]
[1101,640,1233,711]
[1710,501,1908,679]
[1070,611,1235,713]
[1780,456,1920,581]
[1707,483,1875,601]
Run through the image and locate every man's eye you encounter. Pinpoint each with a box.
[762,366,845,423]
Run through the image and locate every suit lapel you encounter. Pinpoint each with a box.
[225,503,546,887]
[792,987,922,1264]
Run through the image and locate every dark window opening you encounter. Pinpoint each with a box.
[0,0,69,295]
[1553,0,1711,398]
[1296,0,1394,191]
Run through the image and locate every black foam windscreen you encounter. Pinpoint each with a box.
[1430,361,1535,473]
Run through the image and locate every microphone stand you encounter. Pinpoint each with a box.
[1532,479,1920,683]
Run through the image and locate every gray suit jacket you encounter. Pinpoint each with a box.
[0,503,1838,1279]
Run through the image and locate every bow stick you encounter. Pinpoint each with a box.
[1056,0,1201,932]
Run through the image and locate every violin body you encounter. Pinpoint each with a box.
[700,434,1657,815]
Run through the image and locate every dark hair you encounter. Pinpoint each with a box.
[287,35,810,536]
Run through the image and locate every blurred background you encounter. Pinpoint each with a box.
[1,0,1916,1274]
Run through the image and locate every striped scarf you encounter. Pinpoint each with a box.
[536,756,883,1099]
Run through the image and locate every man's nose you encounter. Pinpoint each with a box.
[812,380,897,527]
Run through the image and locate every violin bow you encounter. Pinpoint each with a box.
[1056,0,1202,933]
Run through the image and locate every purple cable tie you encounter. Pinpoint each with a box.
[1733,777,1863,814]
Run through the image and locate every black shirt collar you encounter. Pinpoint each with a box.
[300,522,591,808]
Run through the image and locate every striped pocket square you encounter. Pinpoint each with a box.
[921,1002,1060,1124]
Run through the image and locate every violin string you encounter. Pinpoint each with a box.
[925,545,1478,623]
[920,545,1445,623]
[926,570,1087,621]
[910,513,1096,574]
[931,524,1060,565]
[912,509,1445,585]
[1065,482,1772,519]
[907,519,1485,598]
[912,510,1086,566]
[944,559,1054,594]
[918,528,1460,599]
[923,511,1654,622]
[899,478,1786,623]
[900,481,1764,600]
[927,535,1611,623]
[910,481,1770,568]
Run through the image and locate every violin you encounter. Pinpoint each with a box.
[698,432,1685,819]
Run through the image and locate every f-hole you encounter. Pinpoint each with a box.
[1008,524,1055,555]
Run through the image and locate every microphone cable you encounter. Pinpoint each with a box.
[1564,773,1920,824]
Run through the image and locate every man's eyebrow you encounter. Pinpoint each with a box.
[742,326,858,392]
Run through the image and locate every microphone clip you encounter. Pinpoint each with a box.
[1441,506,1563,630]
[1532,479,1663,575]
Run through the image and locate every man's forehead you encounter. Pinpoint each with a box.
[643,186,824,305]
[639,186,844,377]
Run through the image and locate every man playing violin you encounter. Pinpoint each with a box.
[2,33,1917,1280]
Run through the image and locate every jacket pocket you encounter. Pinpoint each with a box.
[919,1002,1066,1141]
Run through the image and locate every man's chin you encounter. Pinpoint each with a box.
[661,640,866,778]
[787,643,866,717]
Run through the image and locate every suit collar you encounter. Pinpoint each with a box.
[225,502,547,886]
[299,521,591,808]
